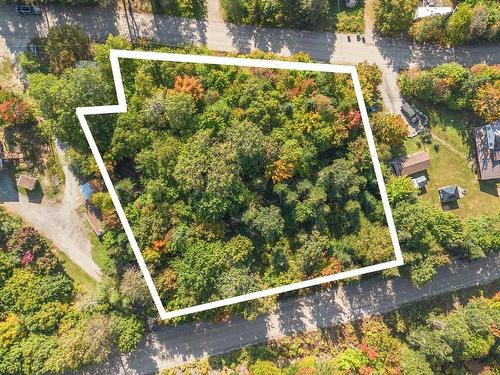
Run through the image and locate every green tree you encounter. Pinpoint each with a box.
[374,0,420,36]
[19,334,59,375]
[119,267,151,308]
[46,314,115,372]
[250,360,283,375]
[163,92,197,135]
[45,25,91,74]
[300,0,329,29]
[111,314,144,352]
[243,205,285,244]
[295,231,330,275]
[370,112,408,145]
[317,158,366,203]
[29,65,114,151]
[410,15,446,44]
[446,3,473,45]
[386,176,418,206]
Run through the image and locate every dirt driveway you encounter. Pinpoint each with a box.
[0,143,101,281]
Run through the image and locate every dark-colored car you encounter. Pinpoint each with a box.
[16,5,42,15]
[401,101,419,125]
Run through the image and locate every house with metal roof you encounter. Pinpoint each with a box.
[474,120,500,181]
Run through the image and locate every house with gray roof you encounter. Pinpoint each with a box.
[474,120,500,181]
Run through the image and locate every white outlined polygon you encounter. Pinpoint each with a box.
[76,50,404,320]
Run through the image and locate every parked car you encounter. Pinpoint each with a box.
[401,101,419,125]
[16,4,42,15]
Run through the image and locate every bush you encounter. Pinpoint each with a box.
[374,0,419,36]
[250,360,283,375]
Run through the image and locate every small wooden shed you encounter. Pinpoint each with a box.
[390,151,430,177]
[17,175,38,191]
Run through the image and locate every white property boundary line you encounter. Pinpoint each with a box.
[76,50,404,320]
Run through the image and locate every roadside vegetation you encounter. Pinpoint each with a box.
[1,0,206,18]
[0,208,146,374]
[163,289,500,374]
[119,0,206,18]
[221,0,365,32]
[375,0,500,45]
[398,63,499,122]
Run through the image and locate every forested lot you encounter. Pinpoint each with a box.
[17,26,500,317]
[0,208,145,374]
[163,290,500,374]
[24,29,398,315]
[375,0,500,45]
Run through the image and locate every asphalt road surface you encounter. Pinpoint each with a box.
[82,252,500,374]
[0,3,499,115]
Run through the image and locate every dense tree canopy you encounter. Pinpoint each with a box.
[28,35,393,314]
[0,208,145,374]
[399,62,500,118]
[374,0,419,36]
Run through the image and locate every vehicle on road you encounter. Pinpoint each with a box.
[16,4,42,15]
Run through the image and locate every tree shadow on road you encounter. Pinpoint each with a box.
[226,23,336,62]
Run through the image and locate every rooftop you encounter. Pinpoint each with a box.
[390,151,430,177]
[415,6,453,19]
[17,174,38,190]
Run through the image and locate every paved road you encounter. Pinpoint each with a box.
[0,142,101,280]
[80,252,500,374]
[0,3,499,115]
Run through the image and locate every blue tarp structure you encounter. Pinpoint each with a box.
[80,182,94,200]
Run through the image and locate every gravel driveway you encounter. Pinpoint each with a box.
[0,143,101,280]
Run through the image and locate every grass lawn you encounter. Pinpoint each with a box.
[400,106,499,218]
[54,249,98,292]
[88,224,114,273]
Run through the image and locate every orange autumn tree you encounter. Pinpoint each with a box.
[270,159,294,183]
[472,81,500,122]
[370,112,408,145]
[0,94,31,127]
[173,75,205,101]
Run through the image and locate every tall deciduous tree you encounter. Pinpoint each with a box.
[370,112,408,145]
[45,25,91,74]
[374,0,419,36]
